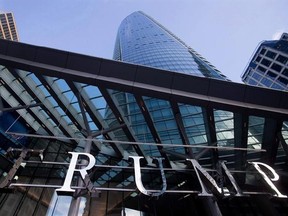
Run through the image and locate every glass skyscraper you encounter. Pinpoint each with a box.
[114,11,228,80]
[0,12,19,41]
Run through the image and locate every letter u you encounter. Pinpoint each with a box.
[129,156,167,196]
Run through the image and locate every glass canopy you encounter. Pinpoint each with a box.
[0,39,288,215]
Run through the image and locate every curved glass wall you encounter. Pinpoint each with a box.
[114,11,228,79]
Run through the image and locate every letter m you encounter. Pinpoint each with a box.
[187,159,233,197]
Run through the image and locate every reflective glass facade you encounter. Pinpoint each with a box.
[0,12,19,41]
[114,11,228,79]
[242,33,288,90]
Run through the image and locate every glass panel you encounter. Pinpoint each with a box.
[266,50,276,59]
[179,104,207,153]
[214,110,234,158]
[111,92,158,155]
[144,97,183,154]
[247,116,264,149]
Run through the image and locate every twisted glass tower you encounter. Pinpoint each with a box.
[114,11,228,80]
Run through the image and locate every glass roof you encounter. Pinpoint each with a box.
[0,41,288,202]
[1,64,286,169]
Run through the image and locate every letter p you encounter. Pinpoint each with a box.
[250,162,287,198]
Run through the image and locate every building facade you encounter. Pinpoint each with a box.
[0,12,287,216]
[242,33,288,90]
[0,12,19,41]
[114,11,228,80]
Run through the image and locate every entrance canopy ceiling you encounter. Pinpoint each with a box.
[0,38,288,173]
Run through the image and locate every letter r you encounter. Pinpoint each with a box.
[56,152,95,194]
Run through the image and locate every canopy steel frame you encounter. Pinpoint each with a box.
[0,77,54,136]
[8,68,78,145]
[0,39,287,120]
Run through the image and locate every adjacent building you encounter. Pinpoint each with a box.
[0,12,19,41]
[0,11,288,216]
[242,33,288,90]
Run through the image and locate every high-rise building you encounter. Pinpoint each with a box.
[114,11,228,80]
[0,11,287,216]
[0,12,19,41]
[241,33,288,90]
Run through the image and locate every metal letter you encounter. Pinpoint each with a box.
[250,162,287,198]
[129,156,167,197]
[187,159,230,196]
[220,161,243,197]
[56,152,95,194]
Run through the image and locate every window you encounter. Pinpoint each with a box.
[272,83,284,90]
[282,68,288,76]
[261,58,271,67]
[276,55,288,64]
[255,56,261,62]
[261,77,272,86]
[260,48,266,55]
[248,79,257,85]
[246,78,258,85]
[278,77,288,85]
[257,66,266,72]
[267,71,277,78]
[271,63,282,72]
[266,51,276,59]
[252,72,262,80]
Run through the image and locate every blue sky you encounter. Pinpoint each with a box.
[1,0,287,82]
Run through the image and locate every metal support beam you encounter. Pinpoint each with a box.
[8,68,78,144]
[170,101,194,158]
[67,81,124,157]
[134,95,171,167]
[0,78,54,136]
[0,40,287,120]
[202,107,218,168]
[0,103,42,112]
[76,91,91,136]
[233,113,248,185]
[35,75,85,133]
[68,95,93,216]
[90,123,126,137]
[261,118,283,165]
[160,148,188,160]
[194,143,217,160]
[99,89,147,160]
